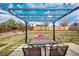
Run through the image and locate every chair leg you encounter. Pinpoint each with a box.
[45,47,46,56]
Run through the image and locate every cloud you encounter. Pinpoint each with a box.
[9,4,13,8]
[0,14,25,24]
[0,10,10,14]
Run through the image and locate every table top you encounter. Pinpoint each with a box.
[28,39,56,45]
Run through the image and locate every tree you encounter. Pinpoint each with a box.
[74,22,79,33]
[0,19,17,32]
[0,22,6,32]
[6,19,17,28]
[74,22,77,26]
[60,22,68,30]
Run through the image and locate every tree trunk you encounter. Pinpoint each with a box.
[64,27,65,30]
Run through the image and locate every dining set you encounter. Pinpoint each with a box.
[22,39,68,56]
[22,45,68,56]
[22,35,68,56]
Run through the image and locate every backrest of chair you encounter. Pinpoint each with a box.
[58,46,68,56]
[49,45,68,56]
[50,46,58,56]
[22,48,29,56]
[29,47,41,56]
[22,47,41,56]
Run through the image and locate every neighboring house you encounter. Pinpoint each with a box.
[33,25,69,31]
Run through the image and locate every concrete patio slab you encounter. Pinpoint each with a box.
[9,43,79,56]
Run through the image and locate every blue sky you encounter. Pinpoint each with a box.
[0,9,25,24]
[0,3,79,26]
[56,8,79,26]
[0,3,78,9]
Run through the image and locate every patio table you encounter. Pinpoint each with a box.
[27,39,56,56]
[28,39,56,45]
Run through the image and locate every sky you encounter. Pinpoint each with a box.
[56,8,79,26]
[0,10,25,24]
[0,3,78,9]
[0,3,79,26]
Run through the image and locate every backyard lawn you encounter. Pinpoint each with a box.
[28,30,79,44]
[0,30,79,56]
[0,31,25,56]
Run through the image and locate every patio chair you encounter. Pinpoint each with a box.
[49,46,58,56]
[49,45,68,56]
[22,47,41,56]
[58,46,68,56]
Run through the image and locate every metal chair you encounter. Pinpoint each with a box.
[49,45,68,56]
[58,46,68,56]
[22,47,41,56]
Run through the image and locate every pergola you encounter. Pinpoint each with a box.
[0,3,79,44]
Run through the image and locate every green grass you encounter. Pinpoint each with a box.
[55,31,79,43]
[0,32,25,56]
[0,30,79,56]
[27,31,53,41]
[28,31,79,44]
